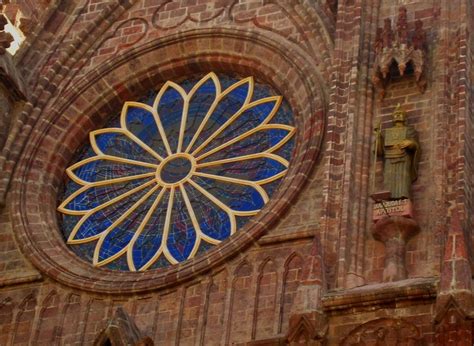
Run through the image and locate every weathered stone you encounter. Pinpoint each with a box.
[0,1,472,345]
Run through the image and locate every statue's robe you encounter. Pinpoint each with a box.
[381,125,420,199]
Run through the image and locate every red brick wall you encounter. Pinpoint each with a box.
[0,246,313,344]
[0,0,472,344]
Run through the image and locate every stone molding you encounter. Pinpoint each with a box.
[322,277,437,314]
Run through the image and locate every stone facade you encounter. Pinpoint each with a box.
[0,0,473,345]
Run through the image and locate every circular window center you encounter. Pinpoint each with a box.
[158,155,194,185]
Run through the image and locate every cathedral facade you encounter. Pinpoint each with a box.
[0,0,473,344]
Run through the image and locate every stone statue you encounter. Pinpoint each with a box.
[375,105,420,199]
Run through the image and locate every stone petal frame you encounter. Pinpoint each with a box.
[11,29,326,294]
[57,73,295,271]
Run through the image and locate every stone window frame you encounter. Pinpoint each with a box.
[10,29,326,294]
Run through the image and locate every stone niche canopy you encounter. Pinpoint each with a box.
[371,6,427,100]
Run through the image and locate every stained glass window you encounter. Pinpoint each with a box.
[58,73,295,271]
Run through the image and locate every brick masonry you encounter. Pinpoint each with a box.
[0,0,473,345]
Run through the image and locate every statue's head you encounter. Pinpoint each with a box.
[392,104,407,124]
[415,19,423,30]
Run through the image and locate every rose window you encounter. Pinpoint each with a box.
[58,73,295,271]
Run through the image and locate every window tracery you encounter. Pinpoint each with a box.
[58,73,295,271]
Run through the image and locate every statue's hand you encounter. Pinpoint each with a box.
[398,139,414,149]
[373,120,381,134]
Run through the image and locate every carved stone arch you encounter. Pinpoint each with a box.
[34,289,61,344]
[253,256,279,340]
[11,292,37,345]
[58,292,82,344]
[284,252,304,270]
[11,27,327,294]
[234,259,254,277]
[288,0,336,76]
[341,317,422,345]
[0,297,13,345]
[0,0,137,204]
[226,259,255,343]
[283,252,305,283]
[257,256,277,273]
[201,267,230,345]
[279,252,304,334]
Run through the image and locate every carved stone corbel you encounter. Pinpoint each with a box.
[372,215,420,282]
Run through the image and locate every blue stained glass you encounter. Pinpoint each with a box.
[236,216,248,230]
[197,157,286,182]
[131,190,169,270]
[142,89,157,106]
[69,239,96,265]
[193,176,265,212]
[198,99,279,156]
[62,180,83,203]
[182,79,217,150]
[125,105,168,158]
[105,253,130,271]
[58,74,295,271]
[94,131,158,164]
[98,188,161,263]
[65,177,152,211]
[261,178,284,197]
[73,184,153,241]
[274,136,295,162]
[73,158,154,183]
[189,81,250,152]
[167,190,197,261]
[201,128,291,163]
[158,87,184,153]
[61,214,83,240]
[184,182,231,241]
[98,227,134,262]
[160,157,192,184]
[148,255,172,270]
[196,241,215,256]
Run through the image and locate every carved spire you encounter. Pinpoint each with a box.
[371,7,427,100]
[396,6,408,45]
[434,209,474,342]
[94,307,154,346]
[412,19,426,51]
[382,18,393,48]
